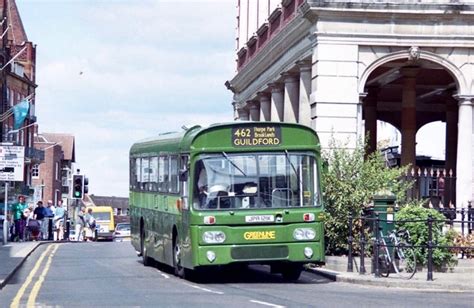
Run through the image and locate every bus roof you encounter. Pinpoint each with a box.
[130,122,320,156]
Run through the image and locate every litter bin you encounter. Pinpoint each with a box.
[373,194,397,236]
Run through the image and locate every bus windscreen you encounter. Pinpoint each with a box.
[193,152,319,210]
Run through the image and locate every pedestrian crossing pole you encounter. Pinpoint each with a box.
[2,182,8,245]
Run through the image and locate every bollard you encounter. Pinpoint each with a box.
[48,218,53,241]
[427,214,434,281]
[347,213,354,272]
[65,218,70,241]
[374,213,381,278]
[360,217,366,275]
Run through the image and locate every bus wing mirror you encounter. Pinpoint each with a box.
[179,169,188,181]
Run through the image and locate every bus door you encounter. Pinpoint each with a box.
[178,155,191,266]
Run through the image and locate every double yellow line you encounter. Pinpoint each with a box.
[10,243,60,308]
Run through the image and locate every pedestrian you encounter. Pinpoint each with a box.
[84,208,96,241]
[33,201,46,240]
[54,200,66,241]
[10,195,27,241]
[44,201,55,240]
[75,206,87,241]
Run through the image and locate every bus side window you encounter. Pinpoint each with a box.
[169,155,179,193]
[150,156,159,191]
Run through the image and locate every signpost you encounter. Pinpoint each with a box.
[1,145,25,244]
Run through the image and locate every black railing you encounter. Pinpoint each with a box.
[403,168,456,208]
[347,206,474,281]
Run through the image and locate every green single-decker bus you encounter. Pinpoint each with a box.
[129,122,325,280]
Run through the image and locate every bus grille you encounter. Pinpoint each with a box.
[231,245,289,260]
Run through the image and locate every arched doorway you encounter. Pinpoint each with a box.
[361,53,460,207]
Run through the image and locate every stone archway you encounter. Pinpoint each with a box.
[359,48,464,206]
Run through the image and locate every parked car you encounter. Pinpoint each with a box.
[113,223,130,242]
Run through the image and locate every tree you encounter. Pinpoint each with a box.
[322,137,410,255]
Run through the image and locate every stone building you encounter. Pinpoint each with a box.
[227,0,474,209]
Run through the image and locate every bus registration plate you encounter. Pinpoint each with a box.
[245,215,274,223]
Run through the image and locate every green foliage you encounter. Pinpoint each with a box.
[322,137,410,255]
[396,203,457,268]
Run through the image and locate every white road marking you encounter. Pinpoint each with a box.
[159,272,170,279]
[249,299,286,308]
[184,283,224,295]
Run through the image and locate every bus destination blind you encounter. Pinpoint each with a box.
[232,126,282,147]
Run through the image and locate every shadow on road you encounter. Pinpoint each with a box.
[137,258,333,285]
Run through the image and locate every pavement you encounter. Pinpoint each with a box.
[308,256,474,291]
[1,242,473,291]
[0,241,43,289]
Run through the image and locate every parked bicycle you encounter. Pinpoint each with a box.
[378,229,417,279]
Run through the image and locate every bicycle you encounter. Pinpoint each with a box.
[378,229,417,279]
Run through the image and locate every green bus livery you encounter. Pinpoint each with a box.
[129,122,325,280]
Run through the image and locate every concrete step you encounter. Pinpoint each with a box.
[323,256,474,273]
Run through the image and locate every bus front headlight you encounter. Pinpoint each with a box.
[202,231,226,244]
[293,228,316,240]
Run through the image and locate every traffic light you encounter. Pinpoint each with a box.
[83,177,89,194]
[72,175,84,199]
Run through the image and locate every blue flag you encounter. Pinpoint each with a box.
[13,99,30,130]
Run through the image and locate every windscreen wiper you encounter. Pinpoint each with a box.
[222,152,247,176]
[285,150,303,187]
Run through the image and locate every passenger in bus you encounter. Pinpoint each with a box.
[207,184,229,209]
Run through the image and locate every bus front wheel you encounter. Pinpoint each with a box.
[281,264,303,281]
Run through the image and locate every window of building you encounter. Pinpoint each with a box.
[19,130,24,146]
[9,90,14,106]
[55,162,59,180]
[32,164,39,178]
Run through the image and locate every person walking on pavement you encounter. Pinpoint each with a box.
[44,201,55,240]
[84,208,96,242]
[75,206,87,241]
[33,201,46,240]
[10,195,27,241]
[54,200,66,241]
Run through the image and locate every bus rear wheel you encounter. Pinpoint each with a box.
[141,226,151,266]
[173,237,185,278]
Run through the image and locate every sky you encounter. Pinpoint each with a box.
[17,0,237,197]
[15,0,445,198]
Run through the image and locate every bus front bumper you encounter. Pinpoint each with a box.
[196,242,324,266]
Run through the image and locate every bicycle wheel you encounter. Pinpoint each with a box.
[393,242,416,279]
[378,251,390,277]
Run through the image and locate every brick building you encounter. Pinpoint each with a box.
[0,0,42,197]
[32,133,75,206]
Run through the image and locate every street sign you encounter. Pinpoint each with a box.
[0,145,25,181]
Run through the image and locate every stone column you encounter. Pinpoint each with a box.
[364,87,379,155]
[258,92,271,121]
[297,61,312,127]
[235,102,249,121]
[445,99,458,206]
[247,101,260,121]
[282,73,299,123]
[269,83,284,122]
[455,96,473,209]
[400,67,419,167]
